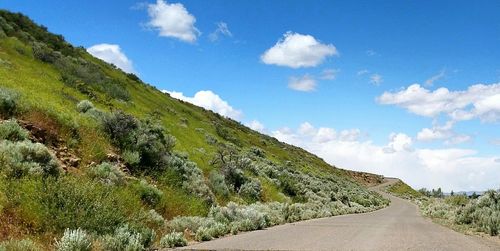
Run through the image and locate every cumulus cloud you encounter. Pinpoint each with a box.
[246,120,265,133]
[261,32,338,68]
[163,90,242,120]
[273,122,360,146]
[271,122,500,191]
[425,69,446,86]
[208,22,232,42]
[417,127,449,141]
[147,0,200,43]
[370,74,383,86]
[377,83,500,122]
[288,74,316,92]
[383,133,413,153]
[320,68,339,80]
[416,121,471,145]
[87,44,135,73]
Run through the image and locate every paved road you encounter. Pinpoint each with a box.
[182,178,500,251]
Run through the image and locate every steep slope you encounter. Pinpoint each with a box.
[0,10,388,249]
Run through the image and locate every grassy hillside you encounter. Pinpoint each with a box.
[0,10,388,250]
[386,180,423,200]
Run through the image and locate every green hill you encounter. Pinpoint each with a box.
[0,10,388,250]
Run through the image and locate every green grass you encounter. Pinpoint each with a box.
[387,180,422,200]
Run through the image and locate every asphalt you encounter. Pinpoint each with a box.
[180,178,500,251]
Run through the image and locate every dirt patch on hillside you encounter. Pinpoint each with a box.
[342,169,384,187]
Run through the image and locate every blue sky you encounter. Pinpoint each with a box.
[2,0,500,191]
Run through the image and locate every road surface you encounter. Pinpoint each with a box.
[182,178,500,250]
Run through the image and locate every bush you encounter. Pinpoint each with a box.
[76,100,94,113]
[205,222,228,238]
[0,140,60,178]
[453,190,500,236]
[122,150,140,166]
[135,180,163,206]
[133,119,175,170]
[168,216,215,233]
[0,119,29,141]
[0,239,41,251]
[87,162,126,186]
[209,202,267,231]
[103,112,176,173]
[0,87,18,118]
[250,147,265,158]
[102,111,139,149]
[55,228,92,251]
[32,42,58,63]
[100,225,152,251]
[209,171,230,198]
[195,226,213,241]
[160,232,187,248]
[239,179,262,202]
[134,209,165,229]
[166,155,214,202]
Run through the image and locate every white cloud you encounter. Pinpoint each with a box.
[445,134,472,145]
[416,121,471,145]
[370,74,383,85]
[273,122,360,146]
[425,69,446,86]
[147,0,200,43]
[417,121,454,141]
[320,68,339,80]
[417,127,449,141]
[163,90,242,120]
[383,133,413,153]
[87,44,135,73]
[208,22,232,42]
[288,74,316,92]
[357,69,369,76]
[271,122,500,191]
[377,83,500,122]
[246,120,265,133]
[261,32,338,68]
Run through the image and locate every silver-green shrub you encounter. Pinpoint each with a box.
[136,179,163,206]
[194,226,213,241]
[0,120,28,141]
[76,100,94,113]
[88,162,126,186]
[55,229,92,251]
[100,225,152,251]
[209,171,230,198]
[209,202,267,231]
[239,179,262,201]
[0,87,18,118]
[168,216,216,233]
[167,155,214,203]
[0,140,60,178]
[454,190,500,236]
[122,150,140,166]
[159,232,187,248]
[135,209,165,229]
